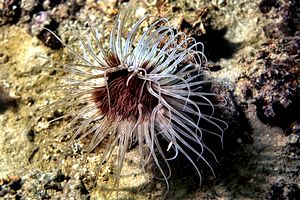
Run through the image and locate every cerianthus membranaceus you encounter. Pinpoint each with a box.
[36,7,227,193]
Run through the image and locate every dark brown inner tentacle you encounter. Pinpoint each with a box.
[92,69,158,122]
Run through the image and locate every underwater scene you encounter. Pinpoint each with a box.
[0,0,299,199]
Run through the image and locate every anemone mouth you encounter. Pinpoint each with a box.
[92,68,158,122]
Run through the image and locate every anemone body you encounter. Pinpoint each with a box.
[40,9,227,191]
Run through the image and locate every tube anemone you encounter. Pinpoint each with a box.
[35,8,227,192]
